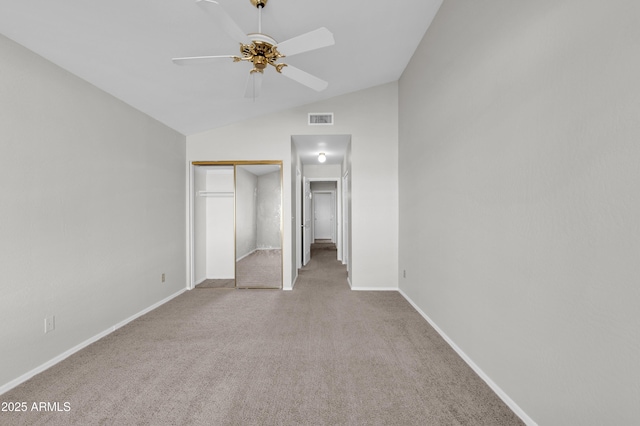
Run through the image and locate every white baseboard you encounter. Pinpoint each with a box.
[397,289,537,426]
[351,286,398,291]
[0,288,186,396]
[288,271,298,290]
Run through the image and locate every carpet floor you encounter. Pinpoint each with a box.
[196,279,235,289]
[1,244,523,425]
[236,249,282,288]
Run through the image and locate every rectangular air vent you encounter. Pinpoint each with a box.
[308,113,334,125]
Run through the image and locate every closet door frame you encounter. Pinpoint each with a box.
[190,160,283,289]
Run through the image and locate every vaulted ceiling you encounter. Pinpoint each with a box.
[0,0,442,135]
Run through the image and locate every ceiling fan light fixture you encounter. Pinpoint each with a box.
[318,153,327,163]
[234,37,286,75]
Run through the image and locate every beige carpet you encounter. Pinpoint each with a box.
[236,249,282,288]
[196,278,235,289]
[1,244,523,425]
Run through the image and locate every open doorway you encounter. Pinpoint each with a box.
[291,134,351,288]
[309,180,338,257]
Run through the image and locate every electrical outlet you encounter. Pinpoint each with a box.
[403,270,406,278]
[162,273,165,283]
[44,316,55,333]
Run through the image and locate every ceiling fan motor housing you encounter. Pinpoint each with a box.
[237,36,285,74]
[250,0,268,8]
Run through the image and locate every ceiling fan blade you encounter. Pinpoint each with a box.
[276,27,335,57]
[172,55,235,65]
[244,72,263,99]
[280,65,328,92]
[196,0,251,45]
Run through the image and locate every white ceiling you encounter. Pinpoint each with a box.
[0,0,442,136]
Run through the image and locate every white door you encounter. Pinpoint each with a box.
[342,172,349,269]
[303,178,312,265]
[314,193,333,240]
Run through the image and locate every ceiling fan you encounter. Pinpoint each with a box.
[172,0,335,98]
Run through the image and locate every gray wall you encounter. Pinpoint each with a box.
[398,0,640,424]
[0,34,186,390]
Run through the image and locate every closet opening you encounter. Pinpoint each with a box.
[189,161,283,289]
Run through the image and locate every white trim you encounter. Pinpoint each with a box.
[0,288,186,396]
[189,163,195,289]
[197,191,234,197]
[351,286,398,291]
[398,289,538,426]
[341,170,350,272]
[290,270,299,290]
[295,167,302,271]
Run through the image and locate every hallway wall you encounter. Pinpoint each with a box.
[398,1,640,424]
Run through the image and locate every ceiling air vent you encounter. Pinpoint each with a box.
[308,113,334,125]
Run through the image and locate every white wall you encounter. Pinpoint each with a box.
[303,164,342,179]
[398,1,640,424]
[204,168,234,279]
[187,82,398,291]
[0,34,186,391]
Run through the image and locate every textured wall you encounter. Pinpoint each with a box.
[235,167,258,260]
[0,34,186,390]
[257,171,282,249]
[398,0,640,424]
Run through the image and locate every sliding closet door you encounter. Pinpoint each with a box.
[235,164,282,289]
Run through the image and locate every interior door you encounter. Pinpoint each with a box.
[303,178,312,265]
[314,192,333,240]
